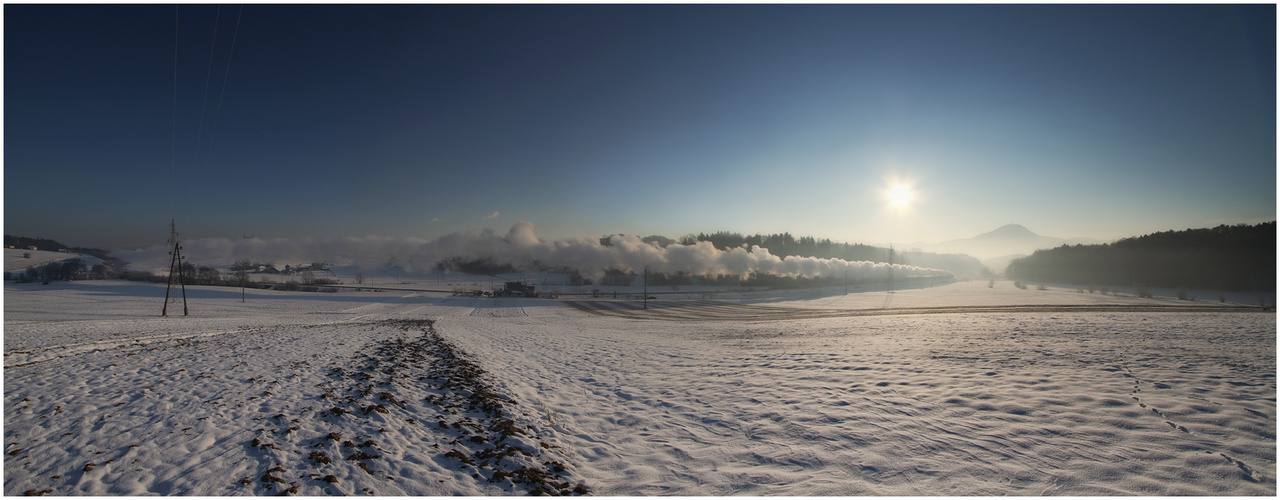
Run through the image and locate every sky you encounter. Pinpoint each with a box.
[4,4,1276,252]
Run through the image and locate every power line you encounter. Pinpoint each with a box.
[205,5,244,161]
[182,5,245,241]
[160,5,243,317]
[184,5,222,227]
[195,4,244,216]
[169,5,179,219]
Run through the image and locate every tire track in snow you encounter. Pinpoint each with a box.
[4,318,587,496]
[6,293,436,369]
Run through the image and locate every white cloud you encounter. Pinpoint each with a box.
[482,211,500,221]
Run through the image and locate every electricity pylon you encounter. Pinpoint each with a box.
[163,219,189,316]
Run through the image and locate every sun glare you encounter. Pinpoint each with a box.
[886,183,914,209]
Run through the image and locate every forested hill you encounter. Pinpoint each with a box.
[678,231,891,262]
[1006,223,1276,291]
[3,235,111,261]
[668,231,990,278]
[5,235,69,252]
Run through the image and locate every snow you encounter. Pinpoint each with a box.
[4,279,1275,495]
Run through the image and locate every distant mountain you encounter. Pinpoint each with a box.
[919,224,1103,273]
[974,224,1048,241]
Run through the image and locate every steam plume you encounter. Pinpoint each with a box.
[112,221,950,280]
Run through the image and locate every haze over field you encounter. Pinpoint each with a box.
[3,4,1274,252]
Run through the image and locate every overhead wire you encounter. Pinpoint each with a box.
[196,4,244,219]
[184,5,222,233]
[172,5,244,242]
[205,5,244,159]
[169,5,179,221]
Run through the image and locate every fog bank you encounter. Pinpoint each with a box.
[112,222,950,280]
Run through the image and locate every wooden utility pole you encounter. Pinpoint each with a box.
[887,244,895,294]
[643,266,648,309]
[162,219,189,316]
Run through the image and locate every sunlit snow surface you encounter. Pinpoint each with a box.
[4,280,1275,495]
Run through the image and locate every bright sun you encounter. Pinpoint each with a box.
[886,183,914,209]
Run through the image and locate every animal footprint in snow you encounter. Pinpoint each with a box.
[1221,453,1263,482]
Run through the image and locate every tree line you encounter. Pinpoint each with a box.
[592,230,988,283]
[676,231,988,279]
[6,259,111,284]
[676,231,895,263]
[1006,222,1276,291]
[5,235,69,252]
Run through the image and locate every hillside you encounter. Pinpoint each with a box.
[4,236,119,281]
[1006,222,1276,291]
[4,235,112,261]
[4,235,68,252]
[3,248,102,274]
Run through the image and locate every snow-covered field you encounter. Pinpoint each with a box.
[4,279,1274,495]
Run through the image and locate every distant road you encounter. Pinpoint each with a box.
[324,284,456,294]
[322,284,743,297]
[563,300,1271,322]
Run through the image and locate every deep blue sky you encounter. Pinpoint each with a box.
[5,4,1275,250]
